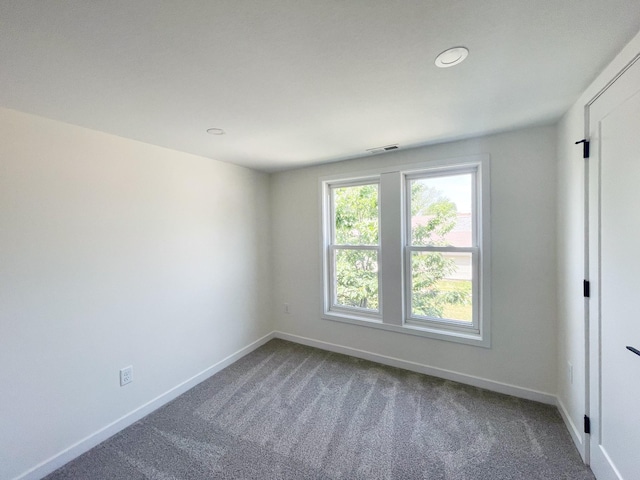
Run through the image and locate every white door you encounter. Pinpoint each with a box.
[588,55,640,480]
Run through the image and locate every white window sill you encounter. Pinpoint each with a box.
[322,312,490,348]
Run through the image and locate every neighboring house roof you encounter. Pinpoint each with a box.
[411,212,472,247]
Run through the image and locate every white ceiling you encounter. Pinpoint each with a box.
[1,1,639,172]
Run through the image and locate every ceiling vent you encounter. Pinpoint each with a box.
[367,144,399,154]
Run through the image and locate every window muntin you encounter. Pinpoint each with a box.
[328,181,381,315]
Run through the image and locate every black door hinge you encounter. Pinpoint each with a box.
[583,280,590,298]
[575,139,590,158]
[584,415,591,434]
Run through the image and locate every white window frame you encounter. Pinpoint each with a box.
[404,166,480,334]
[325,178,382,321]
[321,154,491,347]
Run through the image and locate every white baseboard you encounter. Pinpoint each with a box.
[17,330,564,480]
[274,331,556,405]
[556,397,585,460]
[14,332,275,480]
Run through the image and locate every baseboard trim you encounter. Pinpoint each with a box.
[16,330,561,479]
[556,397,585,460]
[274,331,556,405]
[14,332,275,480]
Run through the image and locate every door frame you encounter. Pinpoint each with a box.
[583,52,640,468]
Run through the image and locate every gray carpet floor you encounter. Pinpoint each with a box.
[45,339,594,479]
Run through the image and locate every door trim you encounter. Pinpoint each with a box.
[583,52,640,468]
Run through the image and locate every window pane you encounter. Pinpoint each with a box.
[410,174,472,247]
[411,251,472,322]
[334,248,379,311]
[333,184,378,245]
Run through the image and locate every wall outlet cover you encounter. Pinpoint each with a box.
[120,366,133,386]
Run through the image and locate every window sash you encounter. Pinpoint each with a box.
[329,246,382,316]
[327,180,381,317]
[329,180,380,247]
[405,247,480,333]
[404,167,479,330]
[405,167,478,248]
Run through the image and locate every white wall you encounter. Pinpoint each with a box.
[0,108,271,480]
[556,103,587,454]
[556,28,640,459]
[271,125,558,397]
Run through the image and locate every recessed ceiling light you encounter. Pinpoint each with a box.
[435,47,469,68]
[206,128,225,135]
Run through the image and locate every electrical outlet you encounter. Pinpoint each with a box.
[120,366,133,386]
[284,303,290,314]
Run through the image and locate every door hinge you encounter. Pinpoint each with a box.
[584,415,591,434]
[575,139,590,158]
[583,280,590,298]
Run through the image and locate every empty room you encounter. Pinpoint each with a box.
[2,1,640,479]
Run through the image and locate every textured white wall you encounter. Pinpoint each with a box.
[271,125,558,396]
[0,108,271,480]
[556,28,640,459]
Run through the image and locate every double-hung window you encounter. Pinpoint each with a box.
[322,155,490,347]
[326,180,381,319]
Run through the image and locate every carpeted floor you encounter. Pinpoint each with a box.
[45,339,594,479]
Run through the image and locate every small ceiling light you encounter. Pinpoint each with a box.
[206,128,225,135]
[435,47,469,68]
